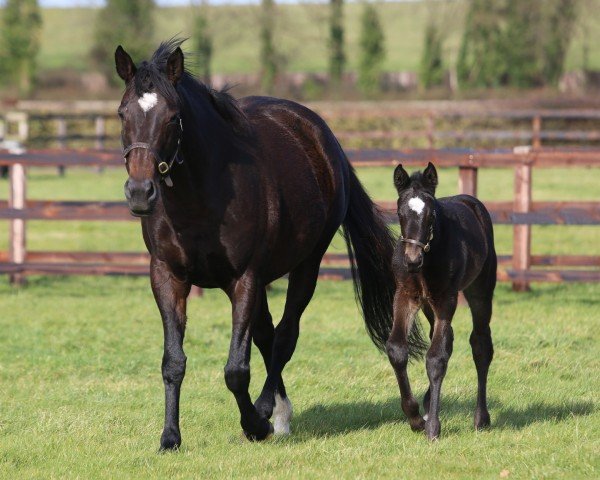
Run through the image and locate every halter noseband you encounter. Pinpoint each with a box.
[122,117,183,187]
[399,214,435,253]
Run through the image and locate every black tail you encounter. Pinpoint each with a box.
[342,168,427,359]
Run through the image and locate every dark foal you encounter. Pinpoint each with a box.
[388,162,497,440]
[114,39,416,450]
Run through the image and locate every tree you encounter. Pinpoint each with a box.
[457,0,506,88]
[458,0,581,89]
[503,0,544,87]
[91,0,155,84]
[420,21,444,89]
[358,3,385,95]
[543,0,578,84]
[0,0,42,96]
[329,0,345,86]
[194,2,213,84]
[259,0,277,93]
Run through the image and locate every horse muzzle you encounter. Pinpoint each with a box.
[124,178,158,216]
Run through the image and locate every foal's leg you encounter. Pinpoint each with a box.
[150,259,191,451]
[425,294,457,440]
[252,289,290,434]
[386,293,425,432]
[421,303,435,417]
[254,257,321,434]
[464,273,495,430]
[225,274,273,441]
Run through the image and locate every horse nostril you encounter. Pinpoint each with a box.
[145,180,156,201]
[124,179,132,200]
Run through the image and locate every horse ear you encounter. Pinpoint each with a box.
[393,164,410,193]
[166,47,184,85]
[423,162,438,192]
[115,46,136,83]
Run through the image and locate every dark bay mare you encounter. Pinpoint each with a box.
[114,39,425,449]
[389,162,496,440]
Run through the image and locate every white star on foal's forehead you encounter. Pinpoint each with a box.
[408,197,425,215]
[138,92,158,113]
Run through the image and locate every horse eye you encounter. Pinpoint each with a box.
[118,110,125,120]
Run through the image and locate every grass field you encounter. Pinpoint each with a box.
[37,1,600,75]
[0,276,598,478]
[0,161,599,478]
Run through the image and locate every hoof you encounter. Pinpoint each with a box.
[254,392,274,420]
[408,415,425,432]
[159,428,181,451]
[243,420,274,442]
[475,409,491,430]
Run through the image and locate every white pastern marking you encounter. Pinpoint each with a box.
[272,393,293,435]
[138,92,158,113]
[423,413,429,421]
[408,197,425,215]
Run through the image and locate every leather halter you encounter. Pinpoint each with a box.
[399,215,435,253]
[122,117,183,187]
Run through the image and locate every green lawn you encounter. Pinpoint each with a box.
[0,277,598,478]
[37,1,600,74]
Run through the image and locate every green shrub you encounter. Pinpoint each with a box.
[358,3,385,95]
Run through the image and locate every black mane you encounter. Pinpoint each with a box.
[133,38,250,137]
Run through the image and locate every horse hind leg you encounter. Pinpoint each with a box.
[421,302,435,419]
[463,262,496,430]
[254,256,321,435]
[252,289,291,433]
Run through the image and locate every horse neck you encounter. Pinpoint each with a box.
[429,200,444,250]
[158,91,237,214]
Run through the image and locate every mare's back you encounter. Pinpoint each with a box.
[239,96,348,203]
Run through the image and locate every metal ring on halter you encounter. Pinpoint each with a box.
[157,161,170,175]
[121,117,183,186]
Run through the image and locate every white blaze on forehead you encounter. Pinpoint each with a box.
[408,197,425,215]
[137,92,158,112]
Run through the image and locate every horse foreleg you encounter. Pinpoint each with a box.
[225,274,273,441]
[424,294,457,440]
[151,259,191,451]
[387,293,424,432]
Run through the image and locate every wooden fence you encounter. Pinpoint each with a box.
[1,146,599,291]
[2,104,600,150]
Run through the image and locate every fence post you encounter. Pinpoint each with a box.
[17,113,29,142]
[9,163,27,285]
[57,117,67,176]
[95,116,106,173]
[512,160,532,292]
[458,165,478,196]
[532,115,542,149]
[425,112,435,149]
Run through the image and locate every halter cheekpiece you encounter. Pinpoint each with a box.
[122,117,184,188]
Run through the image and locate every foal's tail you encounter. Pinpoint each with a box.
[342,168,427,359]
